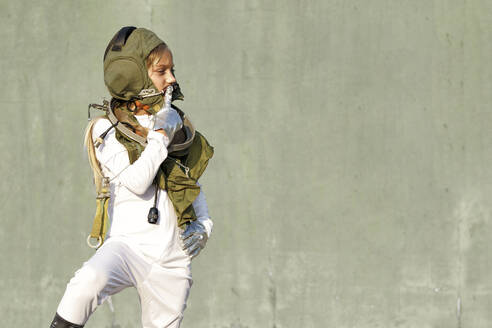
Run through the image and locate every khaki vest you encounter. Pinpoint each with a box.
[115,128,214,228]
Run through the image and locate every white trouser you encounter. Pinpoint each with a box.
[57,237,192,328]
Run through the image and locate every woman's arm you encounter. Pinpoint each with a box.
[181,183,213,258]
[92,118,169,195]
[192,183,213,238]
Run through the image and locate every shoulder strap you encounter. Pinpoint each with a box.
[107,105,148,147]
[84,118,105,191]
[84,118,110,249]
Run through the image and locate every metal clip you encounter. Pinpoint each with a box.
[87,100,110,121]
[168,157,190,178]
[101,177,110,189]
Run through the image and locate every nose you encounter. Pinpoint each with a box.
[167,72,176,85]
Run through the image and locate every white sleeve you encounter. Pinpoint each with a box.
[193,182,213,238]
[92,119,169,195]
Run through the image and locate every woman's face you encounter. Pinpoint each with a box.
[147,48,176,92]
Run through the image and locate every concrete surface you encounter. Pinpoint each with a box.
[1,0,492,327]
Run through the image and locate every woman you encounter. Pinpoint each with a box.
[50,27,214,328]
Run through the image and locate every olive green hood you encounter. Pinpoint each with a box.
[103,27,183,112]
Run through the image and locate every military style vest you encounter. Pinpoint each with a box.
[115,127,214,228]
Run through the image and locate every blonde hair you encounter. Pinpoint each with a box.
[146,43,168,69]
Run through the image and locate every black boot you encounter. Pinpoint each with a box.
[49,313,84,328]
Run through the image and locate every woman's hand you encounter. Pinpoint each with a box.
[181,221,208,259]
[151,85,183,142]
[153,107,182,142]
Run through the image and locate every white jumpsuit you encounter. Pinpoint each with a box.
[56,115,213,328]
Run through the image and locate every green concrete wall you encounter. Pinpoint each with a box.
[1,1,492,327]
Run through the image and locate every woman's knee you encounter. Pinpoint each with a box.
[65,265,109,303]
[56,265,110,325]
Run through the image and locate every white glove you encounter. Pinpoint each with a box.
[152,86,183,144]
[181,220,208,259]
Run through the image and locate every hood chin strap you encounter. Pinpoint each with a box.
[138,88,165,99]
